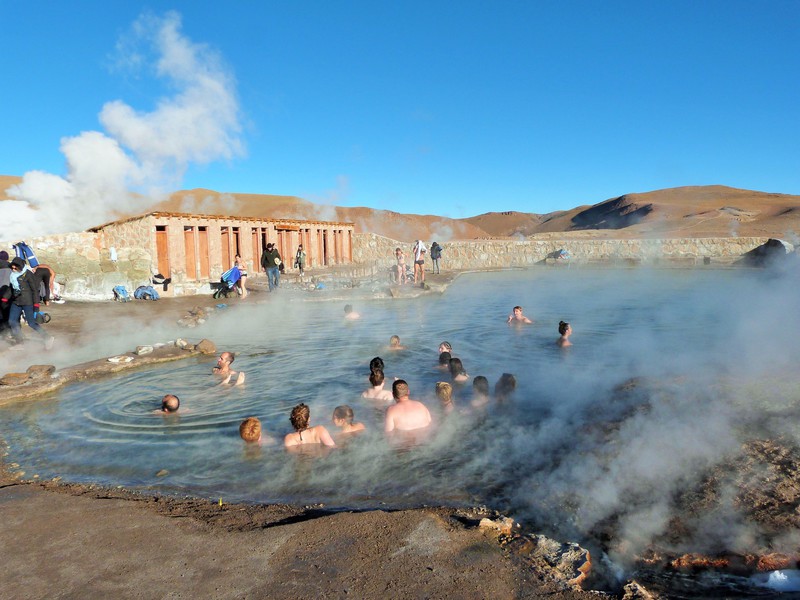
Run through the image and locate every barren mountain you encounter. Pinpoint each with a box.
[3,175,800,242]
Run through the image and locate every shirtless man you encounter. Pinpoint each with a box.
[385,380,432,433]
[213,351,246,385]
[344,304,361,320]
[362,369,394,401]
[507,305,533,324]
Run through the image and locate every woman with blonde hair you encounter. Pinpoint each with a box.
[436,381,454,414]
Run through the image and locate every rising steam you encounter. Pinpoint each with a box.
[3,11,243,241]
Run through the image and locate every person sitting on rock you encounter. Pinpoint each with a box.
[213,351,245,385]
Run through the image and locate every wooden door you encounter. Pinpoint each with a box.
[198,227,210,279]
[155,226,170,277]
[184,227,197,280]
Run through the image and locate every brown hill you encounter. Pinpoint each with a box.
[3,175,800,241]
[463,186,800,240]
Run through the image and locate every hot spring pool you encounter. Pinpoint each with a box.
[3,267,800,566]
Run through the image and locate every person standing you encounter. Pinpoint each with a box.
[0,251,11,335]
[4,257,54,349]
[233,254,248,298]
[429,242,442,274]
[412,239,427,284]
[295,244,306,277]
[260,243,282,292]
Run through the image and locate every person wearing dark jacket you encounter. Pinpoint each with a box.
[260,243,282,292]
[0,251,11,334]
[4,257,54,349]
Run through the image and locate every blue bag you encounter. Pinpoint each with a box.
[113,285,132,302]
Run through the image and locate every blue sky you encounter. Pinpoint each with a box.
[2,0,799,223]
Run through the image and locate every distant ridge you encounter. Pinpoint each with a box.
[3,176,799,241]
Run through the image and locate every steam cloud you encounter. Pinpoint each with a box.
[3,11,243,241]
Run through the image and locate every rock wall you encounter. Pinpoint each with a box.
[0,232,152,301]
[352,233,781,270]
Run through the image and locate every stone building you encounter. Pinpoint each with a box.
[89,212,354,296]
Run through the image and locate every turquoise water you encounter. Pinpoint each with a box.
[3,268,800,572]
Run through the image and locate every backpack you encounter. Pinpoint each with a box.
[133,285,160,300]
[13,241,40,268]
[113,285,132,302]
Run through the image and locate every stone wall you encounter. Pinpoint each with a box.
[352,233,782,270]
[0,232,152,301]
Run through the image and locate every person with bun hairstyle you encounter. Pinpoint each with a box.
[557,321,572,347]
[284,403,336,447]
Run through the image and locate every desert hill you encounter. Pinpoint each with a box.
[462,186,800,240]
[3,175,800,241]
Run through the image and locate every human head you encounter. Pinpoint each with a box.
[161,394,180,413]
[389,335,401,347]
[10,257,26,271]
[267,242,274,250]
[513,306,523,316]
[448,357,465,378]
[235,253,241,260]
[0,250,8,261]
[290,403,310,431]
[369,369,385,387]
[298,244,303,249]
[344,304,353,314]
[333,405,354,425]
[239,417,262,442]
[218,351,235,366]
[438,351,452,366]
[395,247,402,255]
[369,356,384,374]
[495,373,517,401]
[392,379,410,400]
[473,376,489,397]
[435,382,453,406]
[558,321,571,336]
[438,341,452,354]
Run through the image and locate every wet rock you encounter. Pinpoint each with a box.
[756,553,800,571]
[526,534,592,588]
[622,579,662,600]
[136,345,154,355]
[27,365,56,380]
[479,516,515,536]
[195,339,216,355]
[174,338,191,349]
[0,373,30,386]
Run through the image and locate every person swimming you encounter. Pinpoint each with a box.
[332,405,366,434]
[385,380,432,433]
[557,321,572,347]
[239,417,262,443]
[437,351,452,370]
[344,304,361,320]
[370,356,385,374]
[284,403,336,447]
[160,394,180,413]
[438,341,452,354]
[507,306,533,325]
[213,351,246,385]
[388,335,407,350]
[495,373,517,402]
[362,369,394,401]
[448,357,470,383]
[471,376,490,408]
[435,381,454,415]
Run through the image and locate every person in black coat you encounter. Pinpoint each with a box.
[3,257,54,348]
